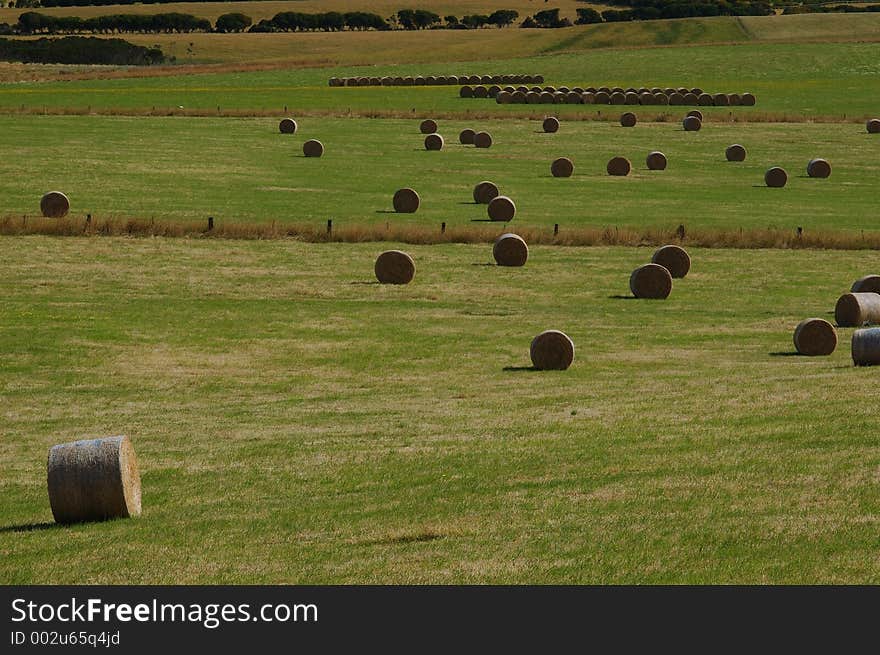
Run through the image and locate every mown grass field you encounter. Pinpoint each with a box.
[1,115,877,234]
[1,237,878,584]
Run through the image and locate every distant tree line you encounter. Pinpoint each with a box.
[250,11,388,32]
[574,0,774,22]
[781,2,880,13]
[15,11,212,33]
[0,35,167,64]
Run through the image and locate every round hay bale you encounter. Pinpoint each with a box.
[493,233,528,267]
[369,77,381,85]
[852,327,880,365]
[40,191,70,218]
[473,180,500,204]
[612,87,625,94]
[686,109,703,121]
[610,92,627,105]
[47,435,141,524]
[639,92,655,105]
[682,116,702,132]
[490,75,502,84]
[726,144,747,162]
[584,87,597,93]
[303,139,324,157]
[668,92,685,106]
[279,118,297,134]
[511,91,527,103]
[488,85,501,98]
[526,91,542,104]
[375,250,415,285]
[503,85,515,93]
[594,91,611,104]
[851,275,880,294]
[473,131,493,148]
[551,157,574,178]
[566,91,582,104]
[530,86,543,94]
[607,156,631,176]
[357,77,371,86]
[807,158,832,179]
[540,91,555,103]
[867,119,880,134]
[393,188,420,213]
[741,92,756,106]
[480,75,492,85]
[447,75,459,85]
[381,76,393,86]
[530,330,574,370]
[624,92,640,105]
[698,93,713,106]
[557,86,570,94]
[691,87,704,95]
[328,77,340,87]
[645,150,668,171]
[572,87,585,94]
[630,263,673,299]
[793,318,838,356]
[460,85,474,98]
[487,195,515,222]
[424,133,444,151]
[653,92,669,105]
[713,93,729,106]
[425,75,437,85]
[651,244,689,278]
[543,116,560,133]
[663,87,676,95]
[835,292,880,327]
[419,119,438,134]
[459,128,476,144]
[620,112,637,128]
[676,87,689,95]
[474,86,489,99]
[392,76,405,86]
[598,87,611,94]
[402,77,415,86]
[468,75,481,85]
[728,93,742,106]
[543,86,557,93]
[496,91,512,104]
[764,166,788,188]
[683,92,699,105]
[345,78,358,87]
[582,92,596,104]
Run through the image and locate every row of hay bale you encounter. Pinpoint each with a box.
[329,74,544,87]
[472,85,756,106]
[419,119,494,150]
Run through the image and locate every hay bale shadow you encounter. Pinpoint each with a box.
[0,521,59,534]
[375,210,397,214]
[503,365,540,372]
[608,294,638,300]
[350,280,381,285]
[768,351,801,357]
[472,262,496,266]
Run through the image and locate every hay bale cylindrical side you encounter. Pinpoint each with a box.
[793,318,838,356]
[474,86,489,99]
[551,157,574,178]
[807,158,832,179]
[741,92,756,106]
[530,330,575,370]
[419,119,438,134]
[607,156,631,176]
[393,188,420,213]
[867,119,880,134]
[713,93,730,106]
[764,167,788,188]
[835,292,880,327]
[668,93,685,105]
[493,233,528,267]
[473,131,493,148]
[473,180,500,204]
[374,250,415,285]
[620,112,637,128]
[459,128,476,144]
[726,144,746,162]
[682,116,702,132]
[460,85,474,98]
[543,116,560,133]
[630,263,673,299]
[851,275,880,294]
[424,133,444,151]
[610,92,626,105]
[303,139,324,157]
[487,195,516,222]
[852,327,880,366]
[40,191,70,218]
[645,151,667,171]
[279,118,297,134]
[651,244,690,278]
[47,435,141,524]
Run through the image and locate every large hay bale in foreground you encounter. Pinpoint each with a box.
[279,118,297,134]
[375,250,415,284]
[645,151,667,171]
[764,167,788,188]
[543,116,560,133]
[488,195,515,221]
[851,275,880,294]
[493,233,528,267]
[473,131,493,148]
[682,116,702,132]
[459,128,476,144]
[606,156,631,176]
[835,292,880,326]
[793,318,838,356]
[419,119,438,134]
[551,157,574,178]
[424,133,444,151]
[620,112,637,128]
[726,144,747,162]
[651,244,689,278]
[852,327,880,365]
[630,263,672,299]
[474,180,499,204]
[47,435,141,524]
[807,158,832,179]
[303,139,324,157]
[530,330,574,370]
[40,191,70,218]
[393,188,420,213]
[867,119,880,134]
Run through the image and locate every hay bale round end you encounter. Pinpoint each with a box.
[726,144,746,162]
[487,195,516,221]
[793,318,838,356]
[473,180,500,204]
[424,133,444,151]
[607,156,631,176]
[630,263,673,299]
[279,118,297,134]
[646,151,667,171]
[493,233,528,267]
[40,191,70,218]
[764,166,788,188]
[551,157,574,178]
[620,112,637,128]
[473,131,493,148]
[867,119,880,134]
[683,116,702,132]
[651,244,690,278]
[419,119,438,134]
[374,250,415,285]
[393,188,420,213]
[543,117,560,133]
[303,139,324,157]
[459,128,476,144]
[530,330,574,370]
[807,158,831,179]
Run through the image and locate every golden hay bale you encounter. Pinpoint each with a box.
[867,119,880,134]
[40,191,70,218]
[424,133,444,151]
[393,188,420,213]
[419,119,438,134]
[279,118,297,134]
[530,330,575,370]
[572,87,585,94]
[527,91,542,104]
[543,116,560,133]
[676,87,689,94]
[686,109,703,121]
[793,318,837,356]
[493,233,528,267]
[668,92,685,105]
[392,76,405,85]
[691,87,704,95]
[488,195,516,221]
[47,435,141,524]
[303,139,324,157]
[551,157,574,178]
[645,150,668,171]
[741,92,756,106]
[543,86,557,93]
[345,78,358,87]
[682,116,702,132]
[474,86,489,99]
[764,166,788,188]
[375,250,415,285]
[835,292,880,327]
[620,112,637,127]
[630,263,673,299]
[726,144,747,162]
[474,180,500,204]
[594,91,611,104]
[683,92,699,105]
[460,85,474,98]
[610,92,627,105]
[606,156,631,176]
[852,327,880,365]
[459,128,476,144]
[713,93,730,106]
[728,93,742,106]
[807,158,832,179]
[664,87,676,94]
[473,131,493,148]
[651,244,689,278]
[851,275,880,294]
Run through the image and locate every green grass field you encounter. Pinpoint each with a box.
[1,236,878,583]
